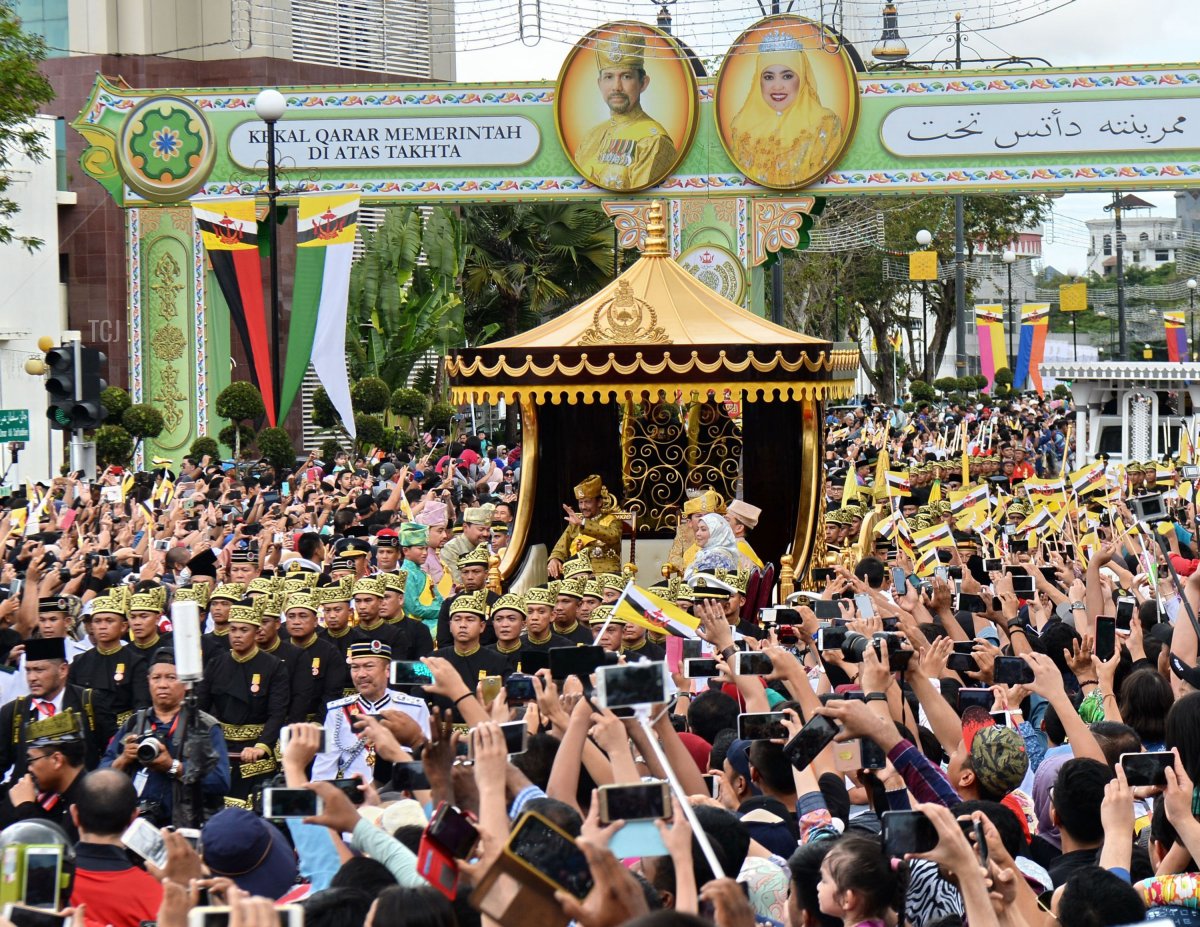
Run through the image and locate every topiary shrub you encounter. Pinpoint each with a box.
[100,386,131,422]
[94,425,134,469]
[354,413,385,449]
[311,386,338,430]
[216,381,265,424]
[1053,384,1070,400]
[319,437,343,464]
[351,377,390,415]
[390,387,428,419]
[256,426,296,471]
[122,404,165,441]
[426,401,457,433]
[909,379,935,402]
[219,423,255,457]
[189,436,219,460]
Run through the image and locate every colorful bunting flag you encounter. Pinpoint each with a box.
[974,304,1007,392]
[195,200,277,424]
[1166,311,1188,363]
[1013,303,1051,395]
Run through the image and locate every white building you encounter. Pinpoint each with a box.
[1085,194,1184,278]
[0,116,68,483]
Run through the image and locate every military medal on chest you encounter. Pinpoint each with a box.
[114,663,125,683]
[251,673,261,694]
[600,138,635,166]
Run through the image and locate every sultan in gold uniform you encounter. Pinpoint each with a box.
[574,32,677,191]
[548,475,623,578]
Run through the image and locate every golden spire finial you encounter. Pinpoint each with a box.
[644,201,669,256]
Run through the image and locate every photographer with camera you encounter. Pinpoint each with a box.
[100,650,231,828]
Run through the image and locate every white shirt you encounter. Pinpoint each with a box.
[312,689,431,783]
[4,638,94,704]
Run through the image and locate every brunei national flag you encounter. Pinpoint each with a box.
[195,199,277,424]
[1023,477,1065,499]
[915,547,941,577]
[282,194,360,435]
[1016,505,1053,536]
[949,482,989,515]
[874,511,899,541]
[614,584,701,639]
[885,470,911,498]
[955,500,991,533]
[1070,461,1106,496]
[913,521,954,550]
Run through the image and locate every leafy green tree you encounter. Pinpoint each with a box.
[319,437,342,463]
[350,377,390,414]
[122,404,165,463]
[219,423,254,455]
[189,436,219,460]
[215,382,264,459]
[354,413,385,451]
[94,425,133,469]
[461,202,615,346]
[310,386,337,430]
[255,427,295,471]
[122,404,164,441]
[390,387,428,419]
[426,401,457,433]
[782,194,1050,400]
[100,387,131,422]
[0,4,53,250]
[347,206,466,391]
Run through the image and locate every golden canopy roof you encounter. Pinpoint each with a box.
[447,203,858,405]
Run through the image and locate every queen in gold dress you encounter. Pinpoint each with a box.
[728,28,843,188]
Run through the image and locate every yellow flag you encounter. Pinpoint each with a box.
[928,479,942,504]
[875,446,890,483]
[842,464,859,506]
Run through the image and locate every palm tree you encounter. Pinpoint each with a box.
[461,203,616,346]
[346,205,466,390]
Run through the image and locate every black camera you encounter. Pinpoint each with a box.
[85,553,116,572]
[137,733,169,764]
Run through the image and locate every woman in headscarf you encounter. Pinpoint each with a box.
[686,512,740,577]
[728,26,843,188]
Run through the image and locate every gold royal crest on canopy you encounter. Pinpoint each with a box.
[579,279,670,346]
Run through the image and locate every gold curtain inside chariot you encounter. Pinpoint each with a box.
[619,393,742,535]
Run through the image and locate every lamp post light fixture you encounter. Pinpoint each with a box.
[1003,249,1017,373]
[254,88,287,424]
[1144,343,1154,361]
[1189,278,1198,361]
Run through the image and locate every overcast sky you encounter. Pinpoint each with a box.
[456,0,1195,273]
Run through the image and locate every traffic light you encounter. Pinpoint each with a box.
[75,347,107,428]
[43,343,107,431]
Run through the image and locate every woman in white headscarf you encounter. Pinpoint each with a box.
[686,512,740,578]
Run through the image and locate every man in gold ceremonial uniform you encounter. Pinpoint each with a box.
[574,32,677,191]
[548,475,623,579]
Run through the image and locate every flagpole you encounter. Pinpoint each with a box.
[636,714,726,881]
